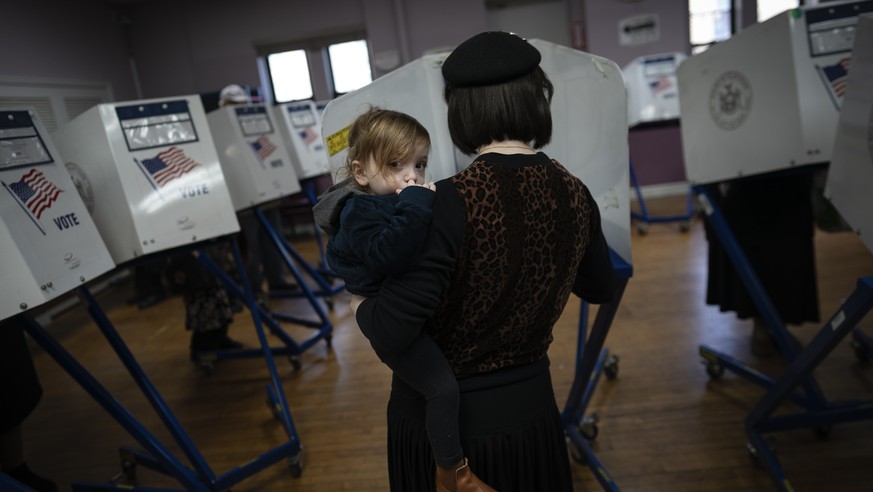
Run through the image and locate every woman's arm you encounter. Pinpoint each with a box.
[572,187,616,304]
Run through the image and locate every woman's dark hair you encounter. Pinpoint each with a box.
[443,66,554,155]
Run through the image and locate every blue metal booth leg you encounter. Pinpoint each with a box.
[629,159,695,235]
[258,200,344,302]
[0,472,38,492]
[20,309,210,491]
[692,185,829,409]
[191,207,339,370]
[744,277,873,491]
[20,279,304,490]
[562,249,632,491]
[694,183,873,488]
[302,181,337,279]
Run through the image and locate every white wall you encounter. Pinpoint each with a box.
[486,1,572,47]
[3,0,765,105]
[125,0,487,99]
[0,1,137,101]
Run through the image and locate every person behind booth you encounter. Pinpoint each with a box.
[169,86,253,358]
[313,107,494,491]
[218,84,297,306]
[703,173,819,356]
[0,317,57,491]
[126,257,169,310]
[168,246,243,359]
[351,32,616,491]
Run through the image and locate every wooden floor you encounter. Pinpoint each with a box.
[18,196,873,491]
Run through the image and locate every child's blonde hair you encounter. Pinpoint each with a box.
[340,107,430,187]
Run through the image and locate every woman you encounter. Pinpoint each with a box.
[352,31,616,491]
[703,173,819,356]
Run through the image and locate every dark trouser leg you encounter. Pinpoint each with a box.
[377,332,463,469]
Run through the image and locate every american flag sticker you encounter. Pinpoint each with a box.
[136,146,200,189]
[298,127,318,146]
[250,135,277,161]
[2,168,63,235]
[817,57,851,110]
[649,76,673,95]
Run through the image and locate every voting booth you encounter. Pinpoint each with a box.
[207,104,336,381]
[273,100,330,179]
[826,13,873,254]
[321,38,631,264]
[44,97,307,488]
[742,16,873,491]
[622,52,694,233]
[679,9,873,490]
[207,104,301,210]
[679,0,873,184]
[51,96,239,264]
[623,52,686,127]
[0,107,115,320]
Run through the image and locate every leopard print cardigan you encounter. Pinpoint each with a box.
[430,154,597,376]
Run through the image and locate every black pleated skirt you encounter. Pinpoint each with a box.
[386,357,574,492]
[703,173,820,325]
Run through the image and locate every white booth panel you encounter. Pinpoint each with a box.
[321,53,457,184]
[534,41,630,264]
[1,107,115,321]
[623,52,686,127]
[273,100,330,179]
[321,39,630,264]
[208,104,302,210]
[52,96,240,264]
[679,0,872,184]
[825,13,873,255]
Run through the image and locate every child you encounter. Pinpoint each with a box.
[313,107,495,492]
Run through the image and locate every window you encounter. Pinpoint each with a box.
[689,0,733,54]
[327,40,372,95]
[758,0,800,23]
[259,32,372,104]
[267,49,314,103]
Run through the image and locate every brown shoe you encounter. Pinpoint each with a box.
[435,458,497,492]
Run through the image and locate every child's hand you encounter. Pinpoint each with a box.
[396,179,436,194]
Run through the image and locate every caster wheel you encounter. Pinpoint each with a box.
[566,438,587,465]
[636,223,649,235]
[325,299,335,311]
[579,415,599,441]
[289,356,302,371]
[604,355,619,380]
[746,438,777,468]
[288,449,305,478]
[119,456,136,482]
[746,443,763,468]
[679,221,690,232]
[705,361,724,379]
[325,334,333,349]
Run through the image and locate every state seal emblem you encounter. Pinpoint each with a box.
[709,71,752,131]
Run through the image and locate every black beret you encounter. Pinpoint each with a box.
[442,31,541,87]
